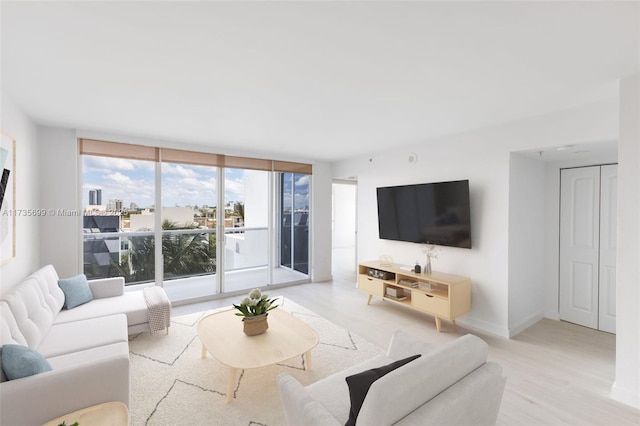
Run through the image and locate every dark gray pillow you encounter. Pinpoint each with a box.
[58,274,93,309]
[1,344,52,380]
[345,354,421,426]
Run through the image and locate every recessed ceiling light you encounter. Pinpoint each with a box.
[556,145,575,151]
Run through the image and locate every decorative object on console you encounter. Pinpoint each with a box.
[233,288,279,336]
[421,243,439,275]
[413,262,421,273]
[378,255,393,267]
[367,268,395,280]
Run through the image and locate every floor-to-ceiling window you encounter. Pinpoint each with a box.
[82,148,157,285]
[161,160,218,300]
[80,139,312,303]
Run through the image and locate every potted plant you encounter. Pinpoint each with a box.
[233,289,279,335]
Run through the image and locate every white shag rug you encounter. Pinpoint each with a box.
[128,298,384,426]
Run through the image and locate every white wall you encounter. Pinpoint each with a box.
[0,92,41,294]
[613,72,640,409]
[38,127,80,279]
[507,153,546,336]
[333,99,619,337]
[310,162,333,282]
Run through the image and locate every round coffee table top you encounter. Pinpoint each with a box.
[197,308,319,369]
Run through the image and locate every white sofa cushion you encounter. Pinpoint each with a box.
[0,301,27,347]
[303,401,342,426]
[88,277,124,298]
[277,373,315,426]
[3,278,59,349]
[30,264,65,314]
[37,314,128,358]
[394,362,506,426]
[54,291,148,328]
[305,355,395,423]
[356,334,489,426]
[345,354,422,426]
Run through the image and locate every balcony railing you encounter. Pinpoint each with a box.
[83,226,273,286]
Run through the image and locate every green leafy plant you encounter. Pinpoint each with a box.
[233,288,279,317]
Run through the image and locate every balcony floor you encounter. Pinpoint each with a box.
[162,266,309,304]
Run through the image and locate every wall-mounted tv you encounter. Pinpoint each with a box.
[376,180,472,248]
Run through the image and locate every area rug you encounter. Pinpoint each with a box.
[128,297,384,426]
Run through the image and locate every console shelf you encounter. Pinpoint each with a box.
[357,260,471,332]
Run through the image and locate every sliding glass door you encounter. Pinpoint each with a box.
[277,172,309,281]
[222,168,270,293]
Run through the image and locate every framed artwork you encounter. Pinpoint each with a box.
[1,130,16,265]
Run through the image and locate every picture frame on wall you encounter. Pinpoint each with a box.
[1,130,16,265]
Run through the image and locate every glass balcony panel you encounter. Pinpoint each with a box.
[83,232,155,285]
[223,227,268,292]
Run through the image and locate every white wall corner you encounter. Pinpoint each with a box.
[611,382,640,410]
[456,316,510,339]
[310,161,333,282]
[509,311,545,338]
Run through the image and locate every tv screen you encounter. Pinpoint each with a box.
[376,180,472,248]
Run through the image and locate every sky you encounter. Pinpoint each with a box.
[82,155,309,211]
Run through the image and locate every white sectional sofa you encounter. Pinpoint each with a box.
[0,265,159,425]
[277,331,506,426]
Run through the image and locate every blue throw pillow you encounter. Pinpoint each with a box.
[58,274,93,309]
[1,344,52,380]
[344,354,421,426]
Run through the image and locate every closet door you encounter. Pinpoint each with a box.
[598,165,617,333]
[559,165,617,332]
[559,166,600,329]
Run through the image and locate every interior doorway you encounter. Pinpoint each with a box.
[332,180,357,282]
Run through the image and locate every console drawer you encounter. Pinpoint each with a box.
[357,275,385,297]
[411,292,449,317]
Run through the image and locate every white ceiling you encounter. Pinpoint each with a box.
[1,1,638,162]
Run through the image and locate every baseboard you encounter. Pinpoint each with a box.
[611,381,640,409]
[543,310,560,321]
[508,311,544,338]
[456,316,510,339]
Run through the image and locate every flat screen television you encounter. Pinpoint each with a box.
[376,180,472,248]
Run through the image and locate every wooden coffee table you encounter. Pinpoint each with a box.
[197,307,319,402]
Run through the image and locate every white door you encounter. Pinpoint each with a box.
[598,165,617,333]
[560,166,601,329]
[559,165,617,332]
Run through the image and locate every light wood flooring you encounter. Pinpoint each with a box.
[172,270,640,425]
